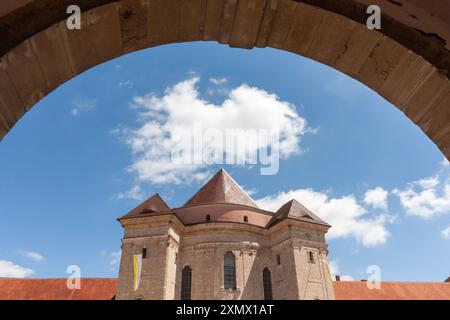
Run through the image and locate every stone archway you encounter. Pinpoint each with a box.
[0,0,449,158]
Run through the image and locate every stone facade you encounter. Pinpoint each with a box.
[116,215,335,300]
[116,170,335,300]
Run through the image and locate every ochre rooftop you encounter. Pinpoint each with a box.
[333,281,450,300]
[1,278,449,300]
[0,278,117,300]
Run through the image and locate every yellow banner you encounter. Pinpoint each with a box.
[133,254,142,291]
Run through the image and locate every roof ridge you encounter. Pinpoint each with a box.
[183,168,258,208]
[119,193,171,219]
[220,169,258,207]
[182,170,221,206]
[151,193,170,210]
[268,198,330,227]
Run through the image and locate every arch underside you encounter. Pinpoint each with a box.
[0,0,449,158]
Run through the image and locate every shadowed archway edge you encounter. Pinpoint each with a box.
[0,0,449,159]
[1,0,449,77]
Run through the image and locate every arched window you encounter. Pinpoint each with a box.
[224,251,236,290]
[181,266,192,300]
[263,267,273,300]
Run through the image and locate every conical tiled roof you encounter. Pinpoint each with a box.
[183,169,258,208]
[120,193,170,219]
[268,199,329,226]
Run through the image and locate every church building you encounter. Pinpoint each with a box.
[116,169,335,300]
[1,169,449,300]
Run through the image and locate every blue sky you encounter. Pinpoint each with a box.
[0,42,449,281]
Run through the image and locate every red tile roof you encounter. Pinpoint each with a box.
[120,193,171,219]
[118,169,333,229]
[0,278,116,300]
[183,169,258,208]
[269,199,330,227]
[334,281,450,300]
[1,278,449,300]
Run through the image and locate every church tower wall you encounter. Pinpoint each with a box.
[116,216,181,300]
[117,216,334,300]
[116,169,335,300]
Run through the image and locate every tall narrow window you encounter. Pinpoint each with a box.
[181,266,192,300]
[276,254,281,266]
[206,214,211,222]
[308,251,314,263]
[263,267,273,300]
[243,216,248,223]
[142,247,147,259]
[224,251,236,290]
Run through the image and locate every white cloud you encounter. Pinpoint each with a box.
[209,77,228,85]
[441,226,450,240]
[23,251,45,262]
[110,251,121,267]
[415,176,439,189]
[243,186,258,197]
[100,250,121,270]
[393,166,450,219]
[116,185,145,201]
[256,188,393,247]
[364,187,388,210]
[119,80,134,89]
[0,260,34,278]
[442,157,449,167]
[206,87,230,96]
[328,260,354,281]
[70,99,96,116]
[119,76,310,185]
